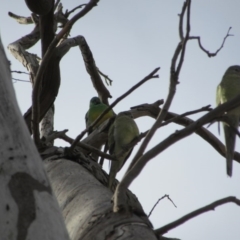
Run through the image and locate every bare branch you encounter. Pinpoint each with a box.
[155,196,240,236]
[61,136,115,161]
[130,101,240,162]
[189,27,233,57]
[44,128,115,161]
[78,36,112,104]
[12,78,30,83]
[115,93,240,210]
[127,0,191,176]
[97,67,113,86]
[136,104,212,144]
[11,70,30,75]
[175,0,191,76]
[178,1,188,41]
[159,105,212,128]
[112,0,235,213]
[31,0,99,146]
[65,4,87,18]
[69,67,160,151]
[159,237,180,240]
[148,195,177,218]
[54,0,61,11]
[8,12,34,24]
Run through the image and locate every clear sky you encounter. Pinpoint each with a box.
[1,1,240,239]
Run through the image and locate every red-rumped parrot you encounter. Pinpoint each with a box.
[108,111,139,188]
[85,97,115,135]
[216,65,240,176]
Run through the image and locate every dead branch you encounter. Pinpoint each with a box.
[158,105,212,128]
[113,0,235,213]
[11,70,30,75]
[28,0,99,146]
[12,78,30,83]
[65,4,87,18]
[155,196,240,236]
[130,102,240,162]
[97,67,113,86]
[69,67,160,151]
[115,93,240,210]
[56,131,115,161]
[137,104,212,145]
[8,12,34,24]
[189,27,233,57]
[78,36,112,105]
[178,1,188,41]
[126,0,191,176]
[148,195,177,218]
[54,3,69,28]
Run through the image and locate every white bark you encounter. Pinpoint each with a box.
[0,38,69,240]
[40,105,55,146]
[45,158,157,240]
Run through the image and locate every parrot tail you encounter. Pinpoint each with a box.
[223,117,238,177]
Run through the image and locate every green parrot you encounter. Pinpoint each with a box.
[108,111,139,188]
[216,65,240,177]
[85,97,115,135]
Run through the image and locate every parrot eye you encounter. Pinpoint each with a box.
[234,68,240,72]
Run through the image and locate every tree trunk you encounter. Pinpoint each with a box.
[0,38,69,240]
[44,158,157,240]
[1,36,157,239]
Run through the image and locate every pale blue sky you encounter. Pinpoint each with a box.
[1,1,240,239]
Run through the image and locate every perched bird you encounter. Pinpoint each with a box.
[85,97,115,135]
[216,65,240,177]
[108,111,139,188]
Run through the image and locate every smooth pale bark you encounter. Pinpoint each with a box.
[0,38,69,240]
[45,158,157,240]
[40,105,55,146]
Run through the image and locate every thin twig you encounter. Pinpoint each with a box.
[12,78,30,83]
[148,194,177,218]
[65,4,87,18]
[69,67,160,151]
[159,105,212,128]
[31,0,99,147]
[97,67,113,86]
[11,70,30,75]
[134,105,212,144]
[189,27,233,57]
[45,129,116,161]
[176,0,191,76]
[155,196,240,236]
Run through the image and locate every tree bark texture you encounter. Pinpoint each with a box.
[45,158,157,240]
[0,38,69,240]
